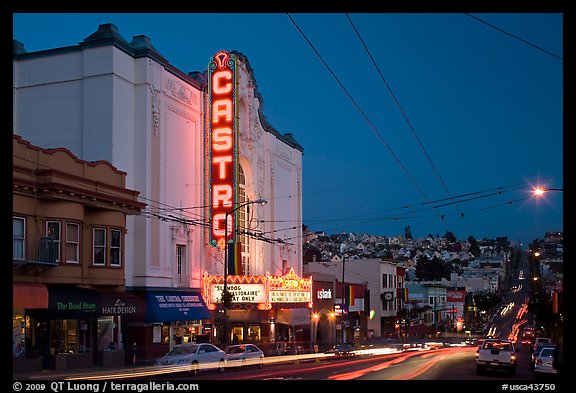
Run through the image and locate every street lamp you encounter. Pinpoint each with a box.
[221,198,267,345]
[532,186,563,197]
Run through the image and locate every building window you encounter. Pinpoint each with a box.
[110,229,121,266]
[238,165,250,275]
[382,274,387,288]
[46,221,61,262]
[65,223,80,263]
[383,299,390,311]
[13,217,25,260]
[93,228,106,265]
[429,296,434,306]
[177,245,185,276]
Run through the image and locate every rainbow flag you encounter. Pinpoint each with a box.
[227,242,243,275]
[344,285,354,306]
[402,287,409,302]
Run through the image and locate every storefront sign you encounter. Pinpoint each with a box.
[146,291,211,323]
[447,290,466,303]
[101,298,138,315]
[335,303,348,314]
[208,50,238,250]
[154,294,203,309]
[317,288,332,300]
[210,284,266,303]
[56,301,96,312]
[48,287,100,317]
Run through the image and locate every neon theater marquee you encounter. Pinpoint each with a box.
[203,268,313,310]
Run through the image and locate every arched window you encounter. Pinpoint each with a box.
[238,165,250,275]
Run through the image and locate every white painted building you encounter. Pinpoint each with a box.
[13,24,303,294]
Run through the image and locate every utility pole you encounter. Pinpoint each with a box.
[222,199,267,347]
[342,255,346,344]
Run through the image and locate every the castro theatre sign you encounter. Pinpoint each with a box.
[208,50,238,250]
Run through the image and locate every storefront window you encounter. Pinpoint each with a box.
[247,325,261,342]
[13,309,25,357]
[171,321,201,346]
[231,326,243,344]
[50,320,79,354]
[161,325,170,344]
[97,317,115,350]
[26,317,47,357]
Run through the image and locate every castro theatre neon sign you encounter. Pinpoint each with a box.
[208,50,238,249]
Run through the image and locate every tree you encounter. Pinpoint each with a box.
[444,230,457,243]
[415,255,451,281]
[468,235,481,257]
[474,292,501,312]
[303,244,322,263]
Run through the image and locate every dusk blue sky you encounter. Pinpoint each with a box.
[12,12,564,247]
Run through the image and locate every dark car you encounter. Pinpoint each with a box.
[325,343,356,359]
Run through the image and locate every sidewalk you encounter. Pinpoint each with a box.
[13,364,151,381]
[13,353,323,381]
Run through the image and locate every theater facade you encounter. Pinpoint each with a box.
[14,24,305,364]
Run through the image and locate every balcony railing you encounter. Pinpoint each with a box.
[13,236,59,269]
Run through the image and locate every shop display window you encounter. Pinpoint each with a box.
[162,325,170,344]
[247,325,261,342]
[50,320,79,354]
[231,326,243,344]
[97,317,115,350]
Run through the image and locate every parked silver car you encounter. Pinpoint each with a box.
[155,343,226,374]
[225,344,265,368]
[534,346,558,377]
[530,343,556,371]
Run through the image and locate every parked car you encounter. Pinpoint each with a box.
[532,337,553,352]
[534,346,557,377]
[530,343,556,371]
[155,343,226,374]
[325,343,356,359]
[225,344,265,368]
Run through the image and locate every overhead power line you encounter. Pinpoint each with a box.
[286,13,449,232]
[464,13,563,61]
[345,13,469,230]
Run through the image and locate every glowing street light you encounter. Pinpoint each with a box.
[532,186,563,197]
